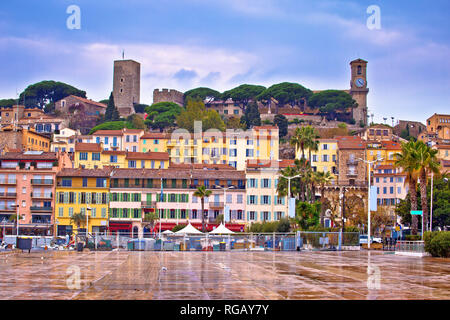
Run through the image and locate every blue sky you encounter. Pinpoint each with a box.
[0,0,449,124]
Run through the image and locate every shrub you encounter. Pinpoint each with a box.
[18,162,25,169]
[171,224,186,233]
[261,222,278,233]
[424,231,450,257]
[276,218,291,233]
[344,226,360,233]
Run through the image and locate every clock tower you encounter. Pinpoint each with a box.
[349,59,369,127]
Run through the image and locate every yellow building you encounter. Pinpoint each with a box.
[426,114,450,140]
[365,140,402,176]
[140,132,169,153]
[74,142,169,169]
[55,168,112,235]
[298,139,338,180]
[161,126,279,170]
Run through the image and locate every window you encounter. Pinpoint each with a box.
[79,153,88,160]
[96,178,106,188]
[59,207,64,217]
[110,155,118,163]
[249,195,257,204]
[262,195,270,205]
[82,178,88,187]
[397,187,402,194]
[229,149,237,157]
[128,160,137,168]
[390,187,394,194]
[246,149,254,157]
[262,179,270,188]
[249,211,256,221]
[62,178,72,187]
[141,160,145,168]
[226,194,232,204]
[191,210,198,219]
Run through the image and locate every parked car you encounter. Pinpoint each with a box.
[359,235,382,245]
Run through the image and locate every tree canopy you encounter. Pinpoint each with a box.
[89,121,134,135]
[308,90,357,119]
[221,84,266,106]
[133,103,150,114]
[256,82,313,106]
[274,114,288,137]
[176,97,225,132]
[144,101,183,132]
[240,102,261,129]
[104,92,120,122]
[184,87,221,101]
[19,80,86,112]
[0,99,16,108]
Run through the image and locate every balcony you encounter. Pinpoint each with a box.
[209,202,224,209]
[346,171,358,177]
[0,206,16,212]
[347,160,358,165]
[31,179,54,185]
[141,201,157,208]
[0,180,17,185]
[30,206,52,213]
[31,193,53,199]
[0,192,17,198]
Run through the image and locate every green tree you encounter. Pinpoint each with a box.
[240,102,261,129]
[296,201,321,230]
[395,140,420,234]
[274,114,288,137]
[70,212,86,234]
[226,116,246,129]
[127,114,146,130]
[290,126,318,161]
[171,224,187,233]
[193,186,212,232]
[314,171,333,226]
[256,82,313,107]
[133,103,150,114]
[176,97,225,132]
[19,80,86,112]
[221,84,266,107]
[308,90,357,121]
[143,211,158,232]
[104,92,120,121]
[144,101,183,132]
[89,121,134,135]
[184,87,221,101]
[0,99,16,108]
[415,141,441,230]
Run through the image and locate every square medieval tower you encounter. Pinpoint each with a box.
[113,59,140,117]
[349,58,369,127]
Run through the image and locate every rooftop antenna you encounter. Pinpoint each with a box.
[391,117,395,127]
[383,117,387,125]
[122,50,125,60]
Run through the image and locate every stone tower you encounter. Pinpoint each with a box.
[113,59,140,117]
[349,59,369,127]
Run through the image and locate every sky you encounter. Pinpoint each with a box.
[0,0,449,124]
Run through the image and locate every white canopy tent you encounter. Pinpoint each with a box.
[162,230,174,234]
[175,223,204,235]
[209,223,234,234]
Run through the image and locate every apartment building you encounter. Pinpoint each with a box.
[301,139,338,179]
[0,151,72,235]
[245,159,294,224]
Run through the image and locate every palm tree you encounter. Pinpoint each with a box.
[143,211,158,235]
[395,140,420,234]
[194,185,212,232]
[70,212,86,234]
[415,141,440,231]
[305,126,320,164]
[290,127,308,159]
[315,171,333,226]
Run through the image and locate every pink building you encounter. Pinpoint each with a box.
[373,164,408,208]
[0,151,72,236]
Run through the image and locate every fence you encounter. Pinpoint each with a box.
[1,232,360,252]
[395,241,426,254]
[72,231,359,252]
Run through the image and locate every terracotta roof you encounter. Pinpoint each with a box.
[126,152,169,161]
[246,159,295,169]
[92,130,123,136]
[64,95,107,108]
[168,163,236,170]
[374,164,395,170]
[382,141,402,150]
[253,126,279,131]
[110,168,245,180]
[141,132,170,139]
[57,168,113,178]
[75,143,102,152]
[102,150,127,155]
[335,136,365,149]
[123,129,144,134]
[0,152,58,161]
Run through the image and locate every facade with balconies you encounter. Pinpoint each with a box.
[0,151,72,235]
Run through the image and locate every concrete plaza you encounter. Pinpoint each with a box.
[0,250,448,300]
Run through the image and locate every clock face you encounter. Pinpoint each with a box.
[355,78,365,88]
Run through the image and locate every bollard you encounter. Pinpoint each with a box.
[338,231,342,251]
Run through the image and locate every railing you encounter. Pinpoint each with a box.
[0,206,15,212]
[209,202,224,209]
[0,180,17,185]
[395,241,425,253]
[0,193,17,198]
[31,193,53,199]
[31,179,54,185]
[30,206,52,212]
[346,171,358,177]
[141,201,157,207]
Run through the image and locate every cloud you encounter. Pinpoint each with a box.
[173,68,198,81]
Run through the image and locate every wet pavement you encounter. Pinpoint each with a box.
[0,250,449,300]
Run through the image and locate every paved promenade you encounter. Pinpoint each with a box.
[0,250,448,300]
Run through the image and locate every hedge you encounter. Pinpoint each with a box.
[424,231,450,258]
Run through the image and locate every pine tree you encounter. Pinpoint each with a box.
[105,92,120,121]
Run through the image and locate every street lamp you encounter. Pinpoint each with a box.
[215,185,235,227]
[13,204,20,238]
[280,174,301,218]
[86,207,92,238]
[357,157,383,249]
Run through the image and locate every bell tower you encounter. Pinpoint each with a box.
[349,59,369,127]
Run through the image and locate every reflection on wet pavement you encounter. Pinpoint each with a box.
[0,251,449,300]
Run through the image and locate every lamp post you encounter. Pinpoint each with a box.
[215,185,235,228]
[280,174,301,219]
[430,172,434,232]
[14,204,20,238]
[357,157,383,249]
[86,207,92,238]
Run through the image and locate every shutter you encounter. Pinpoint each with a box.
[268,179,271,188]
[56,192,59,204]
[247,195,250,205]
[138,193,141,202]
[255,179,258,188]
[268,196,271,205]
[255,196,258,205]
[247,211,249,221]
[64,192,68,204]
[163,194,166,202]
[274,196,278,205]
[260,195,264,204]
[109,208,111,218]
[106,192,109,204]
[268,212,271,221]
[87,192,91,204]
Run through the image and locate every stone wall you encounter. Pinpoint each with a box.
[153,89,185,106]
[113,60,140,117]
